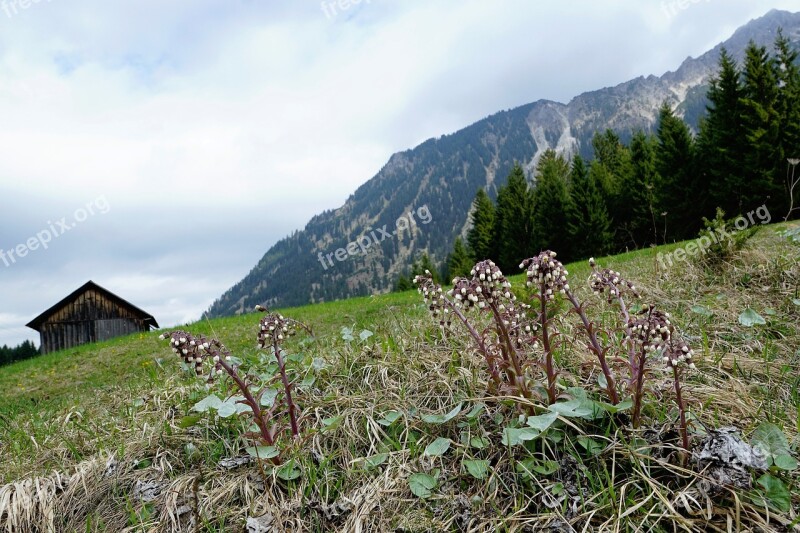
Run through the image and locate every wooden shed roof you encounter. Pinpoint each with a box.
[26,280,159,332]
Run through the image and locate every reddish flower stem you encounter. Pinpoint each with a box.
[538,288,558,405]
[564,290,619,404]
[672,364,690,451]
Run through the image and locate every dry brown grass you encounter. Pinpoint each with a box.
[1,224,798,531]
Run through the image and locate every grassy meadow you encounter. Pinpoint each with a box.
[0,223,798,532]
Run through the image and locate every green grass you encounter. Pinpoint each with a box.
[0,223,798,532]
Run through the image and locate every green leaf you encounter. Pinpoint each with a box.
[359,329,374,341]
[526,411,558,432]
[192,394,223,413]
[502,426,541,446]
[408,473,438,498]
[424,438,451,457]
[577,436,604,456]
[691,305,713,317]
[469,436,490,450]
[217,401,237,418]
[276,459,302,481]
[751,422,797,470]
[463,459,489,480]
[363,453,388,470]
[298,376,316,389]
[321,415,343,433]
[178,414,203,428]
[773,454,798,471]
[532,460,560,475]
[756,473,791,512]
[595,398,634,414]
[377,410,403,426]
[245,446,279,460]
[421,403,462,424]
[312,357,328,371]
[548,399,597,419]
[260,388,279,407]
[231,396,252,414]
[465,403,485,419]
[738,308,766,327]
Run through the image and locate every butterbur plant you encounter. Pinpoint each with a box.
[520,251,569,404]
[160,307,310,459]
[415,260,537,405]
[417,251,697,451]
[523,251,620,405]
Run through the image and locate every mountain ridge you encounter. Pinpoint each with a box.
[207,9,800,317]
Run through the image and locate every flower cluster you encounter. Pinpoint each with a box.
[625,305,696,370]
[160,331,232,380]
[450,260,515,308]
[258,313,294,348]
[413,271,449,325]
[626,305,673,353]
[588,258,639,303]
[662,338,696,370]
[521,251,569,300]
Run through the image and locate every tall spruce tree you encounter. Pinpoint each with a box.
[698,48,745,215]
[493,163,534,271]
[740,40,782,213]
[656,103,699,239]
[447,237,474,280]
[588,130,634,250]
[565,155,613,258]
[774,30,800,218]
[625,131,660,247]
[532,149,572,259]
[466,188,496,261]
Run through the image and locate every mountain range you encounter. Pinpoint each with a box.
[207,9,800,317]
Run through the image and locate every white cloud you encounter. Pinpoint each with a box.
[0,0,797,346]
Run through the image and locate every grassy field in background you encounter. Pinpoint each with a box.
[0,224,797,531]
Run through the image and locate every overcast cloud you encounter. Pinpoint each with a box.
[0,0,796,346]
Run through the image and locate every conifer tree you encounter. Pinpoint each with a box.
[447,237,473,279]
[588,129,634,249]
[565,155,613,258]
[774,30,800,218]
[627,131,660,246]
[493,164,534,271]
[466,188,496,261]
[698,48,745,215]
[656,103,699,239]
[740,41,782,213]
[532,150,572,259]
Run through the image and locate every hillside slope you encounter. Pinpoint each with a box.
[207,9,800,316]
[1,223,798,531]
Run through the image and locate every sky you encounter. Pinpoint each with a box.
[0,0,797,347]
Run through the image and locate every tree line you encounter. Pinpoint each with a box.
[439,34,800,278]
[0,340,39,366]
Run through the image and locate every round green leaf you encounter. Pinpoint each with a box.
[245,446,279,460]
[408,473,437,498]
[463,459,489,480]
[738,308,766,327]
[424,437,451,457]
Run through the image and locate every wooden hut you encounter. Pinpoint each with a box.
[26,281,159,354]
